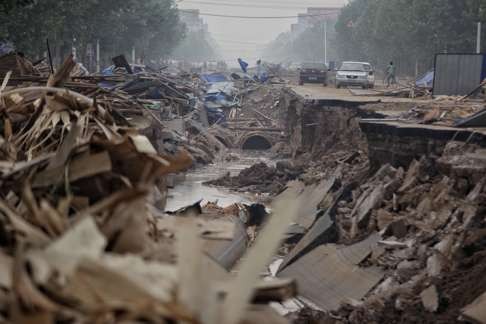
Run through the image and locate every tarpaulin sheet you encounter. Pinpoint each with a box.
[416,70,434,88]
[201,73,228,84]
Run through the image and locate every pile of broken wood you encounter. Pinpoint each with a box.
[0,55,300,323]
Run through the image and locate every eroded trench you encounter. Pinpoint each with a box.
[169,88,486,321]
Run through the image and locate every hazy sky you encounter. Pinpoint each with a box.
[177,0,347,64]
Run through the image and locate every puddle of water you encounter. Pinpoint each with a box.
[165,150,271,212]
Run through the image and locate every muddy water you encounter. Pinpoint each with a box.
[165,150,272,212]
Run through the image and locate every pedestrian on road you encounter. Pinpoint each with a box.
[386,61,397,87]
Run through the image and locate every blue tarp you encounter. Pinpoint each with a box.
[416,70,434,88]
[238,58,249,73]
[0,42,15,57]
[200,73,228,84]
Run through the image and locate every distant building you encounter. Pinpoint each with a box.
[291,7,342,39]
[305,7,341,24]
[179,9,208,33]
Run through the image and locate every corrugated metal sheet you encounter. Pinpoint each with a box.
[433,54,484,96]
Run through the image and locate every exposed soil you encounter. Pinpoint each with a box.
[206,161,303,194]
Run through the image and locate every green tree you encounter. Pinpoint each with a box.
[0,0,34,14]
[0,0,184,69]
[335,0,481,75]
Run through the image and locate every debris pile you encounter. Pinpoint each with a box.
[234,85,285,128]
[0,54,298,323]
[206,161,303,195]
[272,140,486,324]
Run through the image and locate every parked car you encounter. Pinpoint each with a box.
[335,61,375,89]
[299,62,328,86]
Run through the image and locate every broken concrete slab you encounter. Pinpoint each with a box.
[296,176,338,229]
[339,233,382,265]
[278,236,384,311]
[278,180,355,271]
[350,184,385,237]
[204,216,248,270]
[278,212,335,270]
[462,291,486,323]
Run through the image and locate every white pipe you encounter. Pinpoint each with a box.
[324,20,328,64]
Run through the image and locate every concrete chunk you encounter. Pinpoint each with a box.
[462,291,486,323]
[421,285,439,312]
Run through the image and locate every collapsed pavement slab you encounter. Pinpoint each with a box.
[278,234,383,311]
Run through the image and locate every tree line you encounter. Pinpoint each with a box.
[264,0,486,76]
[335,0,486,75]
[0,0,185,69]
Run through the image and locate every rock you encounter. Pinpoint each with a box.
[421,285,439,312]
[376,209,394,231]
[225,153,240,162]
[426,253,447,277]
[428,208,453,230]
[397,260,419,271]
[373,277,398,296]
[467,177,486,202]
[276,160,294,171]
[399,160,421,193]
[416,197,432,219]
[434,235,454,258]
[396,260,420,280]
[350,184,385,237]
[383,218,408,239]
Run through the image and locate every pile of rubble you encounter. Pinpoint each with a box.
[0,51,302,323]
[206,161,303,195]
[269,138,486,323]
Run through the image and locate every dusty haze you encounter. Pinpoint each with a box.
[178,0,348,65]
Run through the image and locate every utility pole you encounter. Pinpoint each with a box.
[477,22,482,53]
[96,40,100,73]
[324,20,328,64]
[72,37,77,60]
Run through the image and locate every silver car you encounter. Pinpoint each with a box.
[335,61,375,89]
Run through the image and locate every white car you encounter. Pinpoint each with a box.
[335,61,375,89]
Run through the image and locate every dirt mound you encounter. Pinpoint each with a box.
[206,161,303,194]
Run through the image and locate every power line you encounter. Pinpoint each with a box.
[181,0,309,10]
[213,38,267,45]
[180,10,340,19]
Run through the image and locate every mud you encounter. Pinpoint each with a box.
[205,161,303,194]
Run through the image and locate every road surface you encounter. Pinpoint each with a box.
[290,84,432,104]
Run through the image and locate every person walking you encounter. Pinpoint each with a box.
[385,61,397,87]
[255,59,268,83]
